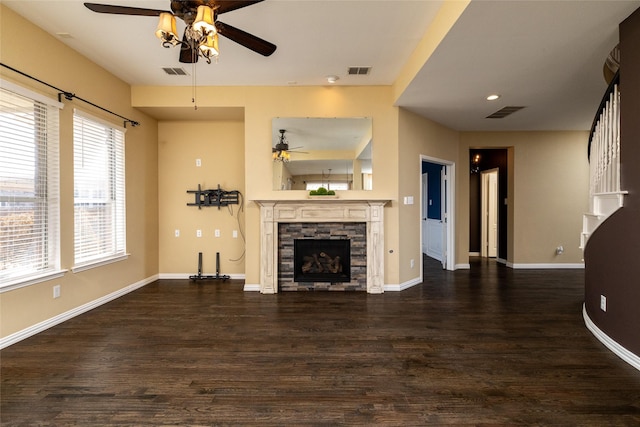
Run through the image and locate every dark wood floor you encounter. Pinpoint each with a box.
[2,257,640,426]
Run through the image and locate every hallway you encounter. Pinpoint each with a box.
[2,259,639,425]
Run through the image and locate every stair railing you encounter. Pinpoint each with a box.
[588,72,620,195]
[581,72,625,250]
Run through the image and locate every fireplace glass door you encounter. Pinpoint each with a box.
[294,239,351,283]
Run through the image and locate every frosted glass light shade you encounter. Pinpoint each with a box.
[155,12,178,43]
[193,6,216,35]
[199,33,219,57]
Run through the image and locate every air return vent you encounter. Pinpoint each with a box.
[162,67,188,76]
[486,106,525,119]
[348,66,371,75]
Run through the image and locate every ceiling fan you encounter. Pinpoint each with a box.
[273,129,306,161]
[84,1,276,63]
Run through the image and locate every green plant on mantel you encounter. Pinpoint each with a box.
[309,187,335,196]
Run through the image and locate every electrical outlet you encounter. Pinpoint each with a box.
[556,245,564,255]
[600,295,607,312]
[175,229,180,237]
[196,229,202,238]
[410,259,415,268]
[53,285,60,299]
[215,229,221,237]
[233,230,238,238]
[195,158,202,167]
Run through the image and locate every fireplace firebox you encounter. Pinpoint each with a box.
[294,239,351,283]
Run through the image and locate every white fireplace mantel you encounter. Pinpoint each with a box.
[254,199,390,294]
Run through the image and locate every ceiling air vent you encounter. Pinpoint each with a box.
[486,106,525,119]
[348,66,371,76]
[162,67,188,76]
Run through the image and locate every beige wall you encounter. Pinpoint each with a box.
[158,121,245,275]
[0,6,159,338]
[398,109,461,281]
[459,131,590,265]
[133,85,402,286]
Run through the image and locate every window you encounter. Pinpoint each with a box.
[305,182,350,191]
[0,81,61,286]
[73,110,126,269]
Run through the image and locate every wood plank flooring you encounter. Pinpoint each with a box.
[2,257,640,426]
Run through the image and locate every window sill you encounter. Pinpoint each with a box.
[72,254,130,273]
[0,270,68,293]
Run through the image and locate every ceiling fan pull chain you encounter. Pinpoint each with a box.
[192,61,198,111]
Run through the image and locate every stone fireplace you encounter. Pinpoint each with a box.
[255,200,389,293]
[281,222,364,291]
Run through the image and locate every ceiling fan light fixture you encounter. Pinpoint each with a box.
[155,12,179,46]
[273,150,290,162]
[199,34,220,59]
[193,5,217,36]
[85,1,276,62]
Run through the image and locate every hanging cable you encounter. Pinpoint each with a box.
[1,62,139,128]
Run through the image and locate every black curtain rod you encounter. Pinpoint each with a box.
[1,62,139,128]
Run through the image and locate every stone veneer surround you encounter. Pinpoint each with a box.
[255,200,389,294]
[279,222,367,291]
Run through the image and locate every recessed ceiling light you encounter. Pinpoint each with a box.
[486,94,501,101]
[326,75,339,84]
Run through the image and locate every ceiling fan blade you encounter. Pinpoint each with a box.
[84,3,167,16]
[216,21,276,57]
[179,28,198,64]
[216,0,265,14]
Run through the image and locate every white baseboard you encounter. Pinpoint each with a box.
[243,284,261,292]
[159,273,245,280]
[507,262,584,269]
[385,277,422,292]
[454,263,471,269]
[583,305,640,372]
[0,274,158,350]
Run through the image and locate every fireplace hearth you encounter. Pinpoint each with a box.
[294,239,351,283]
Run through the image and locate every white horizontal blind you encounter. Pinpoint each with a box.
[73,111,126,267]
[0,85,60,283]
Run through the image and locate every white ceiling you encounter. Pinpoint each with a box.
[3,0,640,131]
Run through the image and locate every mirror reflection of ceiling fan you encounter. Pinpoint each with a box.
[273,129,306,162]
[84,1,276,64]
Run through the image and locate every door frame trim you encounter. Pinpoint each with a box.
[420,155,456,273]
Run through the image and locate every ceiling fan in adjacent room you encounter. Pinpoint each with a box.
[84,1,277,64]
[273,129,306,162]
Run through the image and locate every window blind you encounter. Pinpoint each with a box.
[0,84,60,284]
[73,110,126,267]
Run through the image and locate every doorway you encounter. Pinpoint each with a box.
[469,149,508,262]
[421,156,455,271]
